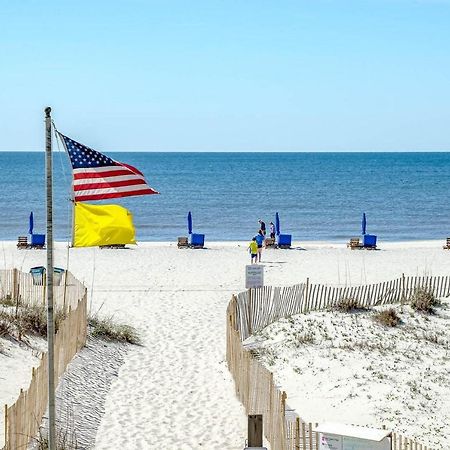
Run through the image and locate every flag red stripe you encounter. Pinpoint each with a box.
[73,178,147,192]
[119,162,144,176]
[73,168,142,180]
[74,189,157,201]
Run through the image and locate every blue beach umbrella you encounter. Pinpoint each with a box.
[29,211,34,235]
[362,212,367,235]
[275,212,280,236]
[187,211,193,235]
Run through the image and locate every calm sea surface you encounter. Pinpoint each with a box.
[0,152,449,242]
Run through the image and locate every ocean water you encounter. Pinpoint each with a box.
[0,152,449,242]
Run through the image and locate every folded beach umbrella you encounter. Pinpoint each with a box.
[275,212,280,236]
[187,211,193,235]
[29,211,34,235]
[362,212,367,235]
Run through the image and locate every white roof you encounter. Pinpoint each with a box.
[314,422,391,441]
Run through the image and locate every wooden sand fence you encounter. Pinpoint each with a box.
[227,274,450,450]
[1,269,87,450]
[0,268,85,314]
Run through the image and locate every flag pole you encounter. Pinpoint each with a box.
[45,106,56,450]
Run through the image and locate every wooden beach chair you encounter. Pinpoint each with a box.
[17,236,29,249]
[264,237,276,248]
[347,237,362,250]
[177,237,189,248]
[443,238,450,249]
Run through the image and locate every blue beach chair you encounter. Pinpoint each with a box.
[362,234,377,250]
[30,234,46,249]
[187,211,205,249]
[28,212,46,249]
[350,212,377,250]
[275,212,292,249]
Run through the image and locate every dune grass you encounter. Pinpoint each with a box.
[88,315,140,344]
[410,287,440,313]
[374,308,401,327]
[0,305,66,342]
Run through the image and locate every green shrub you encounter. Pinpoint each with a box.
[0,295,15,307]
[89,316,140,344]
[374,308,401,327]
[0,305,66,341]
[18,306,47,336]
[33,425,79,449]
[0,313,13,337]
[17,306,66,337]
[335,297,360,312]
[410,287,440,313]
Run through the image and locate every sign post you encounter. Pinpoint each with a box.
[245,265,264,336]
[245,265,264,289]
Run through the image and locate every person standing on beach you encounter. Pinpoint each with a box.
[255,230,264,262]
[269,222,275,239]
[248,237,258,264]
[258,219,266,236]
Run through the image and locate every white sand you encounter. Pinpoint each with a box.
[1,240,449,449]
[248,303,450,448]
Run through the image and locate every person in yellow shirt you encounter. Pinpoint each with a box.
[248,237,258,264]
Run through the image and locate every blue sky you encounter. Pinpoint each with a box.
[1,0,449,151]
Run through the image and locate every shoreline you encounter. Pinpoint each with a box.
[0,238,446,247]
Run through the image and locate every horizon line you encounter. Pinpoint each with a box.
[1,149,450,153]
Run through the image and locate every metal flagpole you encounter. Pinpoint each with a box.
[45,106,56,449]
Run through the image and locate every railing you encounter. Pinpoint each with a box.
[227,274,450,450]
[1,269,87,450]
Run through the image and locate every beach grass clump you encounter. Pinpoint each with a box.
[249,346,278,366]
[0,294,15,307]
[32,425,79,450]
[0,312,14,337]
[374,308,401,327]
[410,287,440,313]
[17,306,48,336]
[293,329,315,345]
[89,315,140,344]
[0,306,66,341]
[17,306,66,337]
[335,297,361,312]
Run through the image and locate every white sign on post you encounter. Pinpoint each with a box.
[316,423,392,450]
[245,265,264,289]
[343,437,390,450]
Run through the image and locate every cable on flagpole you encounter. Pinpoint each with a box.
[52,121,73,282]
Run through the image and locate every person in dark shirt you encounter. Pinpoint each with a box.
[269,222,275,239]
[258,219,266,236]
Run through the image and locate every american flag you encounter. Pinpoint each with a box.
[59,133,159,202]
